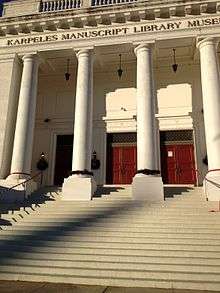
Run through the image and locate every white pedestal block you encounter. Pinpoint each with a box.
[205,172,220,201]
[132,175,164,201]
[62,175,96,201]
[0,179,37,203]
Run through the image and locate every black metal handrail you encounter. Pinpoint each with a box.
[9,172,42,190]
[0,172,43,204]
[196,168,220,212]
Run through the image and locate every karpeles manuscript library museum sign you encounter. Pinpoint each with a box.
[5,16,220,46]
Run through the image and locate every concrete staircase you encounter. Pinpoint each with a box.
[0,185,220,291]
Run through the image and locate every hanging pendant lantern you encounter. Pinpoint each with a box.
[117,54,123,79]
[172,48,178,73]
[65,59,71,81]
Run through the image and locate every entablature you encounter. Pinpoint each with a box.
[0,0,220,36]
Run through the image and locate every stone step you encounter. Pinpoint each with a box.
[2,229,220,239]
[6,216,220,225]
[163,198,208,202]
[8,209,220,216]
[2,211,220,222]
[6,224,220,234]
[1,234,220,245]
[0,271,220,291]
[0,258,220,274]
[0,263,220,284]
[95,191,132,195]
[8,211,219,219]
[22,208,216,215]
[1,240,220,252]
[159,202,216,207]
[1,244,219,258]
[97,196,132,200]
[11,219,220,229]
[36,200,211,206]
[1,252,219,266]
[41,201,135,207]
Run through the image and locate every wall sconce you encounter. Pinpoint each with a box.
[117,54,123,79]
[172,49,178,73]
[65,59,71,81]
[91,151,100,170]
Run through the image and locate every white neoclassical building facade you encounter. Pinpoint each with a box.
[0,0,220,202]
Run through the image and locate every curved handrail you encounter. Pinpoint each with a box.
[7,172,42,191]
[207,169,220,174]
[204,169,220,212]
[193,168,220,212]
[0,172,43,204]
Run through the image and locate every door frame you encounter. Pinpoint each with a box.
[49,130,73,186]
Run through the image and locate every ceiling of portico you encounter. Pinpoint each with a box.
[38,37,197,74]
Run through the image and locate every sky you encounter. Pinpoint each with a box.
[0,0,9,16]
[0,0,4,16]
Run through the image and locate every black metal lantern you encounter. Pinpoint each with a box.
[36,152,48,171]
[91,151,100,170]
[117,54,123,79]
[172,49,178,73]
[65,59,71,81]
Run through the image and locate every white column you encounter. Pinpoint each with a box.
[132,43,164,201]
[8,53,39,180]
[62,48,96,200]
[135,44,157,171]
[197,37,220,201]
[72,49,93,172]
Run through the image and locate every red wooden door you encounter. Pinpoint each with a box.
[112,147,120,184]
[176,144,196,184]
[161,144,196,184]
[112,146,137,184]
[161,145,178,184]
[121,147,137,184]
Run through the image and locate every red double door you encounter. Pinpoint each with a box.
[109,144,196,185]
[161,144,196,184]
[111,146,137,184]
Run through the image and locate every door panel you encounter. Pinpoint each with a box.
[176,144,196,184]
[161,144,196,184]
[111,146,137,184]
[121,147,137,184]
[161,145,178,184]
[112,147,120,184]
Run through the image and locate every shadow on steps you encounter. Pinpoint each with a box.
[94,186,127,197]
[164,187,195,198]
[0,186,59,227]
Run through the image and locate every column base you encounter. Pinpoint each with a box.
[132,174,164,201]
[62,175,97,201]
[204,171,220,201]
[0,178,37,203]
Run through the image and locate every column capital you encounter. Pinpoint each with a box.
[75,48,94,59]
[197,37,220,50]
[22,53,40,64]
[134,42,155,56]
